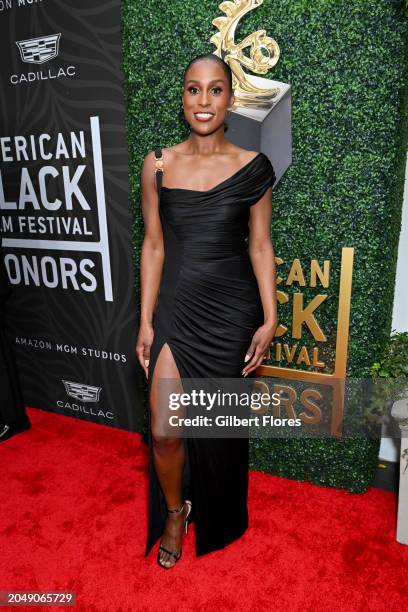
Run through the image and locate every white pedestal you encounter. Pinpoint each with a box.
[227,78,292,188]
[391,398,408,545]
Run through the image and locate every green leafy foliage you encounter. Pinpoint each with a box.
[122,1,408,491]
[369,330,408,408]
[370,331,408,379]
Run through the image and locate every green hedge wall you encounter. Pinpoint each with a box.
[122,0,408,492]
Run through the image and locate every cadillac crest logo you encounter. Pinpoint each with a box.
[11,32,75,86]
[62,380,102,403]
[16,33,61,65]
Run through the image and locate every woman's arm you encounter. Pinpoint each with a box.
[242,186,278,376]
[136,151,165,378]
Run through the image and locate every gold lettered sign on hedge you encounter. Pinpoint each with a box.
[256,247,355,437]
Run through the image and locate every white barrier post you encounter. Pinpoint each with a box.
[391,398,408,545]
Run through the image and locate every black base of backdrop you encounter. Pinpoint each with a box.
[0,0,144,432]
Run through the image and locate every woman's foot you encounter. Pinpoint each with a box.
[157,502,190,569]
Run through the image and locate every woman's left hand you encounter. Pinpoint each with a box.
[242,322,277,377]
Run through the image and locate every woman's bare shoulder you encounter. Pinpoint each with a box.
[141,145,178,163]
[141,146,174,176]
[141,149,156,168]
[227,145,259,163]
[161,143,191,161]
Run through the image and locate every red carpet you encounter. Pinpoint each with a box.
[1,407,407,612]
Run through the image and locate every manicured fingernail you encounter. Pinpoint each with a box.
[244,354,250,362]
[145,359,149,367]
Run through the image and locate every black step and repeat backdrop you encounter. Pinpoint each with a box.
[0,0,144,431]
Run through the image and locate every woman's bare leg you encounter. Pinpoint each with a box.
[150,342,189,568]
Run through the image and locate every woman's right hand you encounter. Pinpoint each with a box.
[136,322,154,378]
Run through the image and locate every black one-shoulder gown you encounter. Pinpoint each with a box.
[144,148,276,557]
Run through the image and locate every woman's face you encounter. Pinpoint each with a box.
[182,59,235,134]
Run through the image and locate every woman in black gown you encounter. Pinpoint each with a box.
[136,53,277,568]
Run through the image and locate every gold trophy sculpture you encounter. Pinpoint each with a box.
[211,0,291,182]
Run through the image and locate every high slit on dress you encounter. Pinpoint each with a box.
[144,147,276,557]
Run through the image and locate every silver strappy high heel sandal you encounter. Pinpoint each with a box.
[157,500,192,569]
